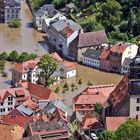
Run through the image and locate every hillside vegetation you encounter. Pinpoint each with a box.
[29,0,140,44]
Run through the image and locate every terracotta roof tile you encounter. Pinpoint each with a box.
[106,117,128,131]
[99,48,110,59]
[111,42,130,54]
[80,114,103,130]
[21,82,62,100]
[60,26,74,38]
[109,75,129,108]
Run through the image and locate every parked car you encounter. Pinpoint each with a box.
[90,133,97,140]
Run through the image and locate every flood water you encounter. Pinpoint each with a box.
[0,1,48,55]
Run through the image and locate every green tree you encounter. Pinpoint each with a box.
[0,52,8,60]
[29,53,37,60]
[18,52,29,63]
[96,0,122,32]
[8,19,21,28]
[78,79,82,84]
[116,119,140,140]
[8,50,19,62]
[54,86,60,93]
[98,130,116,140]
[38,54,58,87]
[95,102,103,120]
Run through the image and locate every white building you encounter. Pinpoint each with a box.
[48,19,82,57]
[4,0,21,23]
[42,13,66,33]
[0,88,30,116]
[33,4,58,30]
[12,59,41,85]
[51,52,77,78]
[82,48,103,69]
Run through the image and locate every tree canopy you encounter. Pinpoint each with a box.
[38,54,58,87]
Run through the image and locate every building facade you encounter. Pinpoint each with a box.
[129,50,140,117]
[4,0,21,23]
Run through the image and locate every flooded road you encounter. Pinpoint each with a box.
[0,1,48,56]
[51,63,123,115]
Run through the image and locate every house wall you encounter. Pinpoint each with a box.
[121,66,130,75]
[121,44,138,65]
[99,59,111,72]
[83,56,100,69]
[5,6,20,23]
[130,95,140,117]
[0,95,16,116]
[66,69,76,78]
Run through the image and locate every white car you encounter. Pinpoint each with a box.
[90,133,97,140]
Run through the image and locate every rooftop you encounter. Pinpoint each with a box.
[29,120,66,134]
[106,117,128,131]
[20,82,62,100]
[73,84,115,108]
[83,48,103,60]
[78,30,108,48]
[0,124,24,140]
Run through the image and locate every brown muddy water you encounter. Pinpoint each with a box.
[0,1,48,56]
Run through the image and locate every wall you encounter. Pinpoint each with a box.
[0,95,16,116]
[130,95,140,117]
[83,56,100,69]
[5,6,20,23]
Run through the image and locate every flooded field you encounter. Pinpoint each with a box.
[51,63,123,115]
[0,1,48,56]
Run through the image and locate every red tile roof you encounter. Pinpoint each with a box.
[80,114,103,130]
[51,52,76,70]
[51,52,63,62]
[2,110,32,127]
[12,58,40,73]
[60,26,74,37]
[73,85,115,109]
[21,82,62,100]
[109,75,129,109]
[111,42,130,54]
[106,117,128,131]
[99,48,110,59]
[22,99,38,110]
[60,60,76,70]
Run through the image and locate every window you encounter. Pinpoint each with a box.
[7,9,9,13]
[136,106,140,111]
[3,108,5,112]
[8,107,12,111]
[8,102,13,105]
[0,103,3,106]
[12,9,14,13]
[8,97,13,101]
[137,98,140,103]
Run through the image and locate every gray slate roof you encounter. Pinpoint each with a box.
[5,0,20,7]
[83,48,103,60]
[51,19,81,32]
[78,30,108,48]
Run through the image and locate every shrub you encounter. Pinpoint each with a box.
[54,87,60,93]
[63,82,68,89]
[75,86,78,90]
[2,71,7,77]
[29,53,37,60]
[78,79,82,85]
[71,83,75,88]
[8,19,21,28]
[71,87,74,91]
[62,89,65,93]
[18,52,29,63]
[8,50,19,62]
[0,52,8,60]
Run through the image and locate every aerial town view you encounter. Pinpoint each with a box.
[0,0,140,140]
